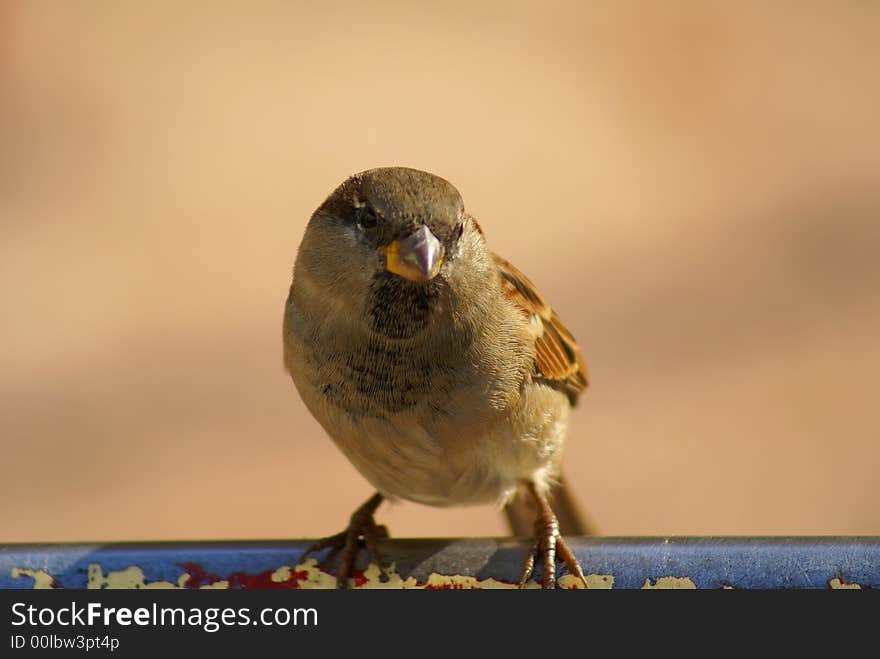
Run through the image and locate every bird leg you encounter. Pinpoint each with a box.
[297,492,388,588]
[517,481,589,589]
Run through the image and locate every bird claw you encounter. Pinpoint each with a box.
[517,485,589,590]
[297,493,387,588]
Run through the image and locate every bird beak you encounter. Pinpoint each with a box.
[380,226,444,282]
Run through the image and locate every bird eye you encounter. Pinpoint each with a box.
[357,206,378,229]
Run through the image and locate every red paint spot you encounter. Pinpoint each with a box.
[228,569,308,590]
[351,569,369,588]
[180,563,309,590]
[179,563,224,588]
[423,583,472,590]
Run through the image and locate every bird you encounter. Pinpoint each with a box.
[282,167,591,589]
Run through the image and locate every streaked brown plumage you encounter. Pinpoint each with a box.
[283,167,591,588]
[493,253,589,404]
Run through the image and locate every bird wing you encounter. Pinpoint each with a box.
[492,253,589,405]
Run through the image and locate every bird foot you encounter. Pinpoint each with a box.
[297,492,387,588]
[517,484,589,589]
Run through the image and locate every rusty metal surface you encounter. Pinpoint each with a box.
[2,537,878,589]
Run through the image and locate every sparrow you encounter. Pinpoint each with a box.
[283,167,591,589]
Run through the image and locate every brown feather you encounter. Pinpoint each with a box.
[493,253,589,405]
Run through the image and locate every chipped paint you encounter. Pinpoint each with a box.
[827,577,861,589]
[15,560,614,590]
[641,576,697,589]
[10,568,57,589]
[12,562,865,591]
[560,573,613,589]
[87,565,184,589]
[7,538,878,589]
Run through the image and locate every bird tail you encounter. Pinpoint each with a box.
[503,474,598,537]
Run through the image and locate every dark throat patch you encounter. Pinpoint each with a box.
[368,273,442,339]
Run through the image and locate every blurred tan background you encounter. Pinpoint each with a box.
[2,1,879,543]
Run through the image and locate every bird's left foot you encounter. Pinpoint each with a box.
[297,492,387,588]
[518,483,589,589]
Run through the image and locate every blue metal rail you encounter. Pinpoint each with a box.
[2,537,878,589]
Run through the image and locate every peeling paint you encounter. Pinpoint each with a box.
[560,573,613,589]
[828,577,861,589]
[178,562,309,589]
[87,565,184,589]
[641,576,697,589]
[6,538,878,590]
[16,560,615,590]
[11,568,58,589]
